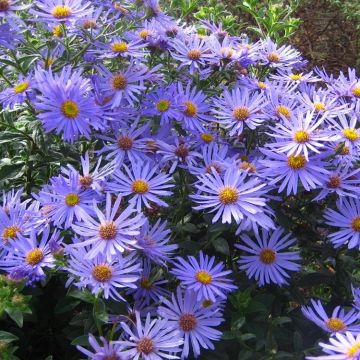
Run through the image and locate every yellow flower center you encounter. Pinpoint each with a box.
[139,29,152,39]
[111,42,129,53]
[200,133,214,143]
[233,106,250,121]
[187,49,201,60]
[117,135,133,150]
[2,225,20,241]
[343,128,359,142]
[25,248,44,266]
[53,25,63,37]
[156,99,170,112]
[352,86,360,98]
[259,248,276,264]
[64,193,80,206]
[289,73,302,81]
[61,100,79,119]
[327,175,341,189]
[313,102,326,111]
[326,317,346,332]
[51,5,72,19]
[202,299,213,308]
[137,337,154,355]
[14,82,29,94]
[239,161,256,173]
[257,81,267,89]
[112,74,127,90]
[92,264,113,282]
[348,342,360,357]
[218,186,239,204]
[183,100,198,117]
[132,179,149,194]
[179,313,198,332]
[99,221,118,240]
[351,216,360,232]
[293,130,310,143]
[276,105,291,119]
[267,52,280,62]
[0,0,10,11]
[287,154,306,169]
[206,162,222,174]
[140,277,152,289]
[195,270,213,285]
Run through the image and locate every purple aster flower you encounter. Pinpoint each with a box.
[34,173,95,229]
[208,35,240,64]
[0,228,61,285]
[108,161,174,212]
[313,165,360,202]
[0,23,22,49]
[259,149,329,195]
[134,218,177,265]
[127,260,169,305]
[1,188,24,213]
[170,34,216,75]
[61,152,115,192]
[258,38,303,68]
[34,66,103,143]
[103,37,147,59]
[266,110,332,160]
[171,251,236,302]
[0,76,33,109]
[117,311,183,360]
[98,62,148,108]
[77,334,128,360]
[352,286,360,311]
[66,246,140,301]
[324,198,360,249]
[98,122,151,166]
[190,166,268,224]
[175,82,213,132]
[157,137,201,173]
[236,228,301,286]
[270,70,320,85]
[142,84,182,125]
[213,87,268,136]
[0,0,29,19]
[306,331,360,360]
[302,299,360,334]
[158,287,224,359]
[29,0,93,25]
[71,193,145,260]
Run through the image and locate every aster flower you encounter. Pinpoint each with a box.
[171,251,236,302]
[117,311,183,360]
[170,34,216,75]
[175,82,213,132]
[127,260,169,305]
[30,0,93,25]
[352,286,360,311]
[259,149,329,195]
[190,166,268,224]
[66,246,140,301]
[236,228,301,286]
[134,218,177,265]
[0,23,22,49]
[98,122,151,166]
[306,331,360,360]
[104,37,147,59]
[77,334,128,360]
[34,66,103,143]
[270,70,320,85]
[208,35,240,63]
[0,76,33,109]
[158,287,224,359]
[0,0,29,19]
[98,62,148,108]
[34,173,95,229]
[266,111,332,160]
[0,228,61,285]
[108,161,174,212]
[323,198,360,249]
[302,299,360,334]
[213,87,268,136]
[71,193,145,260]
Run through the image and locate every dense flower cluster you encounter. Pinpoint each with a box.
[1,0,360,359]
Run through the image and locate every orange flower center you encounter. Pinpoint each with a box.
[200,133,214,143]
[175,144,189,159]
[351,216,360,232]
[179,313,198,332]
[259,248,276,264]
[117,135,133,150]
[92,264,113,282]
[0,0,10,11]
[25,248,44,266]
[2,225,20,241]
[83,19,97,29]
[183,101,198,117]
[326,317,346,332]
[132,179,149,194]
[326,175,341,189]
[79,175,93,187]
[233,106,250,121]
[276,105,291,119]
[99,222,118,240]
[112,74,127,90]
[187,49,201,60]
[267,52,280,62]
[218,186,239,204]
[140,277,152,289]
[139,29,152,39]
[137,337,154,355]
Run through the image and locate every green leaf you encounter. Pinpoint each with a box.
[54,297,81,314]
[70,335,89,346]
[0,331,18,343]
[5,308,23,327]
[212,237,230,255]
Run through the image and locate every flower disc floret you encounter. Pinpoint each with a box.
[112,74,128,90]
[200,133,214,143]
[117,135,133,150]
[287,154,306,169]
[99,222,118,240]
[183,100,198,117]
[276,105,291,119]
[293,130,310,143]
[61,100,79,119]
[327,175,341,189]
[313,102,326,111]
[25,248,44,266]
[136,337,154,355]
[111,42,129,53]
[218,186,239,205]
[352,86,360,97]
[92,264,113,282]
[351,217,360,232]
[14,82,29,94]
[343,128,359,142]
[179,313,198,332]
[2,225,20,241]
[195,270,213,285]
[51,5,72,19]
[289,74,302,81]
[326,318,347,332]
[187,49,201,60]
[267,52,280,62]
[259,248,277,264]
[64,193,80,206]
[0,0,10,11]
[156,99,170,112]
[233,106,250,121]
[132,179,149,194]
